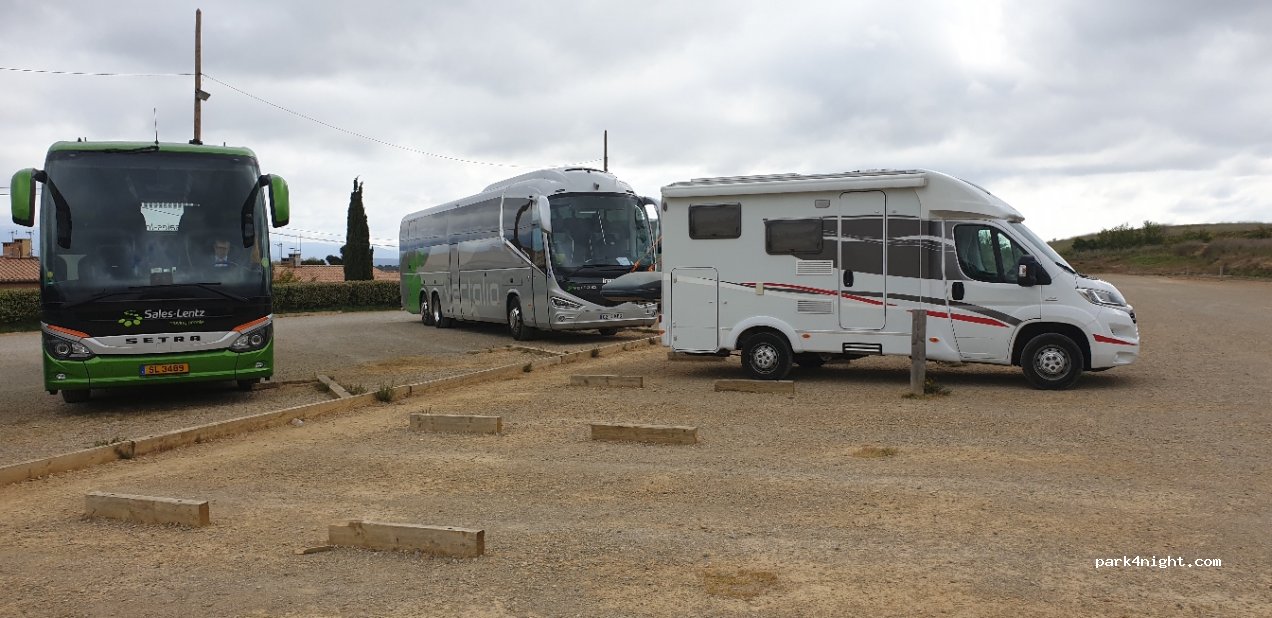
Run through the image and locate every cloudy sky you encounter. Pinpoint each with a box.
[3,0,1269,260]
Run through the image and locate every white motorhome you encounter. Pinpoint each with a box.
[400,168,659,340]
[658,169,1139,389]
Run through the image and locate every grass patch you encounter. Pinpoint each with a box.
[903,378,951,398]
[851,445,899,458]
[375,383,396,402]
[701,569,780,599]
[590,348,601,358]
[523,363,533,373]
[345,383,367,395]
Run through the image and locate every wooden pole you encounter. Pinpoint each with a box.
[192,9,203,145]
[910,310,927,395]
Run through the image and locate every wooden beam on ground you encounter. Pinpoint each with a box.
[410,413,502,435]
[570,375,644,388]
[328,520,484,558]
[85,491,210,527]
[316,373,352,399]
[714,379,795,394]
[589,422,698,445]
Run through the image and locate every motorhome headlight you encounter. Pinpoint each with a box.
[1077,287,1128,308]
[550,296,583,310]
[44,334,95,360]
[230,323,272,353]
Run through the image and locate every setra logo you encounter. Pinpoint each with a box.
[118,310,143,328]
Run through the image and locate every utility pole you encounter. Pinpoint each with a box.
[603,130,608,172]
[191,8,210,145]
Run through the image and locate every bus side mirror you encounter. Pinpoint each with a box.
[265,174,289,227]
[1016,255,1050,287]
[536,195,551,232]
[10,168,37,227]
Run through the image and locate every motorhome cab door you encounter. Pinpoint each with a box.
[946,222,1042,361]
[670,267,719,352]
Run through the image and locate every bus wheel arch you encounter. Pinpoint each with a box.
[737,326,793,381]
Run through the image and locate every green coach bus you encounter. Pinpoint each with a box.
[9,141,290,402]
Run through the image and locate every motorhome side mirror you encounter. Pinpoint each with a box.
[10,168,37,227]
[266,174,290,227]
[1016,255,1050,287]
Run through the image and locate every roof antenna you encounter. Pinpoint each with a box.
[154,107,160,144]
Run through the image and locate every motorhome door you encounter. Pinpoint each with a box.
[669,267,719,352]
[838,191,887,330]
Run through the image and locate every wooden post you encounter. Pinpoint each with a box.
[911,310,927,395]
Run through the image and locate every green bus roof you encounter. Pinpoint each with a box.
[47,141,258,158]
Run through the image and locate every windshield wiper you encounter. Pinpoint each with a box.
[129,282,249,303]
[61,289,142,310]
[99,145,161,154]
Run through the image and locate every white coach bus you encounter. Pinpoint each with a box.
[658,169,1140,389]
[400,167,659,340]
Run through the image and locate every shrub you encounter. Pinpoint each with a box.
[0,288,40,324]
[271,281,400,313]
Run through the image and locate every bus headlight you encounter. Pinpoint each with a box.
[230,324,272,353]
[550,296,582,310]
[44,334,95,360]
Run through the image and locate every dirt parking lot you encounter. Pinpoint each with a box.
[1,275,1269,617]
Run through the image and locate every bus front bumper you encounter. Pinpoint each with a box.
[549,302,658,331]
[44,344,273,392]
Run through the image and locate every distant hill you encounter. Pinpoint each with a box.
[1050,222,1272,278]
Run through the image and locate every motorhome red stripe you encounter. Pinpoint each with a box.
[925,310,1008,328]
[1093,334,1135,346]
[752,282,886,306]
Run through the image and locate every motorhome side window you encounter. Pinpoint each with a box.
[953,224,1028,283]
[765,218,823,255]
[688,203,741,239]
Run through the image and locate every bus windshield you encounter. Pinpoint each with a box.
[39,150,270,304]
[547,193,653,272]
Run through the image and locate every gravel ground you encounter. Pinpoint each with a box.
[0,275,1269,617]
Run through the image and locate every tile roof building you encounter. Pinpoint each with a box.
[272,264,400,284]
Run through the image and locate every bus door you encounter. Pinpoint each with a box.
[448,243,461,318]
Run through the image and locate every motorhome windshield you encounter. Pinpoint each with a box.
[1009,222,1075,273]
[39,150,270,304]
[548,193,653,272]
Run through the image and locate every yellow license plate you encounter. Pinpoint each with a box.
[140,363,190,376]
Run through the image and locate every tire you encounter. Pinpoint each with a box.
[432,292,452,328]
[1021,333,1084,390]
[794,353,826,369]
[237,378,259,392]
[420,293,435,326]
[597,327,619,337]
[508,298,533,341]
[741,331,793,380]
[60,389,90,403]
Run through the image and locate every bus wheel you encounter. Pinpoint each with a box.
[60,389,90,403]
[741,331,793,380]
[420,293,435,326]
[432,293,452,328]
[1021,333,1083,390]
[237,379,259,392]
[508,299,533,341]
[597,327,619,336]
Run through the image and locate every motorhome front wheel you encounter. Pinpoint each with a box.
[1021,333,1084,390]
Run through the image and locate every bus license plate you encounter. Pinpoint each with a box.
[140,363,190,376]
[599,313,622,320]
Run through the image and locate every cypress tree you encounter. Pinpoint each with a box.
[343,177,373,281]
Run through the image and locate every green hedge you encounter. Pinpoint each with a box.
[271,280,401,313]
[0,288,40,324]
[0,281,401,326]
